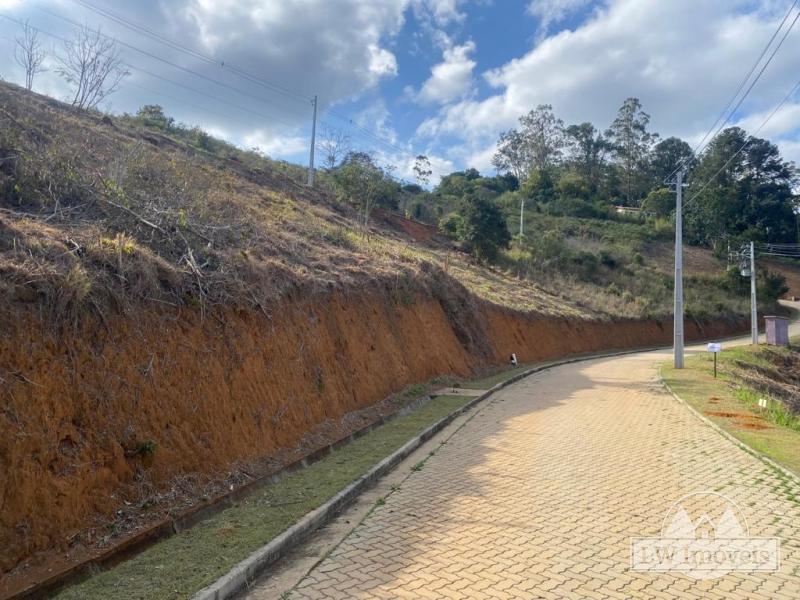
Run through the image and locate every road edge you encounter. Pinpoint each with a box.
[660,372,800,488]
[191,346,656,600]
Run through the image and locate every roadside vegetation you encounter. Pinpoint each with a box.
[662,339,800,475]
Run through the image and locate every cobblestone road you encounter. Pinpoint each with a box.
[283,348,800,599]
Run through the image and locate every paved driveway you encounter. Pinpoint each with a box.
[279,337,800,599]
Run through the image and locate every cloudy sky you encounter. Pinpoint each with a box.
[1,0,799,182]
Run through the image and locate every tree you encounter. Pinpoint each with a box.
[334,152,399,232]
[518,104,566,171]
[492,129,530,182]
[56,25,129,110]
[650,137,693,186]
[565,122,609,195]
[606,97,657,205]
[413,154,433,187]
[456,193,511,261]
[642,187,673,218]
[685,127,798,248]
[14,20,46,91]
[319,126,350,169]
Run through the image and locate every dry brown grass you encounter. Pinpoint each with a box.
[0,81,601,326]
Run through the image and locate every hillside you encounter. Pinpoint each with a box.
[0,80,779,596]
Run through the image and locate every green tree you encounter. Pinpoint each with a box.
[521,168,556,204]
[457,194,511,261]
[606,97,657,205]
[642,187,673,218]
[650,136,693,186]
[685,128,798,248]
[564,122,609,196]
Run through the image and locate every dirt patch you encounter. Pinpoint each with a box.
[705,411,752,419]
[0,284,748,596]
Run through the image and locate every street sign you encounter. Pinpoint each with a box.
[707,343,722,378]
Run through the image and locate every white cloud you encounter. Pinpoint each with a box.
[735,102,800,140]
[176,0,407,101]
[0,0,23,9]
[777,139,800,167]
[413,0,467,26]
[527,0,593,37]
[368,44,399,78]
[417,0,800,171]
[414,40,476,104]
[243,129,308,157]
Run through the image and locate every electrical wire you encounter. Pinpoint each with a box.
[62,0,417,161]
[665,0,800,182]
[0,13,302,129]
[682,76,800,211]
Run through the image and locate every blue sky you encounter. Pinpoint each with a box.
[1,0,799,182]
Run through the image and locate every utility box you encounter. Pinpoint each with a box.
[765,315,790,346]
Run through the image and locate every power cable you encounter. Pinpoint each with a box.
[666,0,800,182]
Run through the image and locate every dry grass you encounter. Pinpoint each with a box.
[0,81,600,326]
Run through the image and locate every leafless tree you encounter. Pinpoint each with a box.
[14,20,47,90]
[319,126,351,169]
[56,25,129,110]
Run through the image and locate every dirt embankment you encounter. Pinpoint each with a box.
[0,283,747,586]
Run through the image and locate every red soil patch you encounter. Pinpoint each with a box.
[0,292,748,598]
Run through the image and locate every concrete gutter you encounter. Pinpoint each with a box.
[190,346,660,600]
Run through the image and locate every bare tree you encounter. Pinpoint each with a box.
[319,126,351,169]
[14,20,47,90]
[56,25,129,110]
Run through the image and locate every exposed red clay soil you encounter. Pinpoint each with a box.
[0,285,747,596]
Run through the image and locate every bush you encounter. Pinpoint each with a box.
[545,197,609,219]
[438,212,463,239]
[759,270,789,303]
[456,195,511,261]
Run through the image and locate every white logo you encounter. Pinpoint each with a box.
[631,492,780,579]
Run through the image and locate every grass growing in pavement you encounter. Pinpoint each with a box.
[54,395,472,600]
[662,342,800,476]
[461,364,533,389]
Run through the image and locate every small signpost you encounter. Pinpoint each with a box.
[707,342,722,378]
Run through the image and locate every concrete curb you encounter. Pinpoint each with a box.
[660,375,800,488]
[191,345,658,600]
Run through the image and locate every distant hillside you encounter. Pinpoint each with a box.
[1,81,785,325]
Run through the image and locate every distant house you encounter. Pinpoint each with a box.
[614,205,642,215]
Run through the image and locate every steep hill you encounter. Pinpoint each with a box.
[0,81,767,595]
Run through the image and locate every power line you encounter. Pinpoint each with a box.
[0,13,301,129]
[69,0,312,104]
[33,5,312,122]
[683,76,800,211]
[62,0,417,160]
[666,0,800,182]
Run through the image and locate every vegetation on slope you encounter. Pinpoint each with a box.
[663,338,800,476]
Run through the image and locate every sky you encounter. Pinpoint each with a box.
[1,0,799,183]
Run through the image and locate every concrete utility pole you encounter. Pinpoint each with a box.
[673,168,685,369]
[519,198,525,241]
[307,95,318,187]
[750,240,758,345]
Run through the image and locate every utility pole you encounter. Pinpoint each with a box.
[307,95,318,187]
[673,168,685,369]
[750,240,758,345]
[519,198,525,242]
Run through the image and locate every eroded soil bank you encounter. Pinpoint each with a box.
[0,283,746,586]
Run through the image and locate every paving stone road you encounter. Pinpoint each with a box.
[279,344,800,599]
